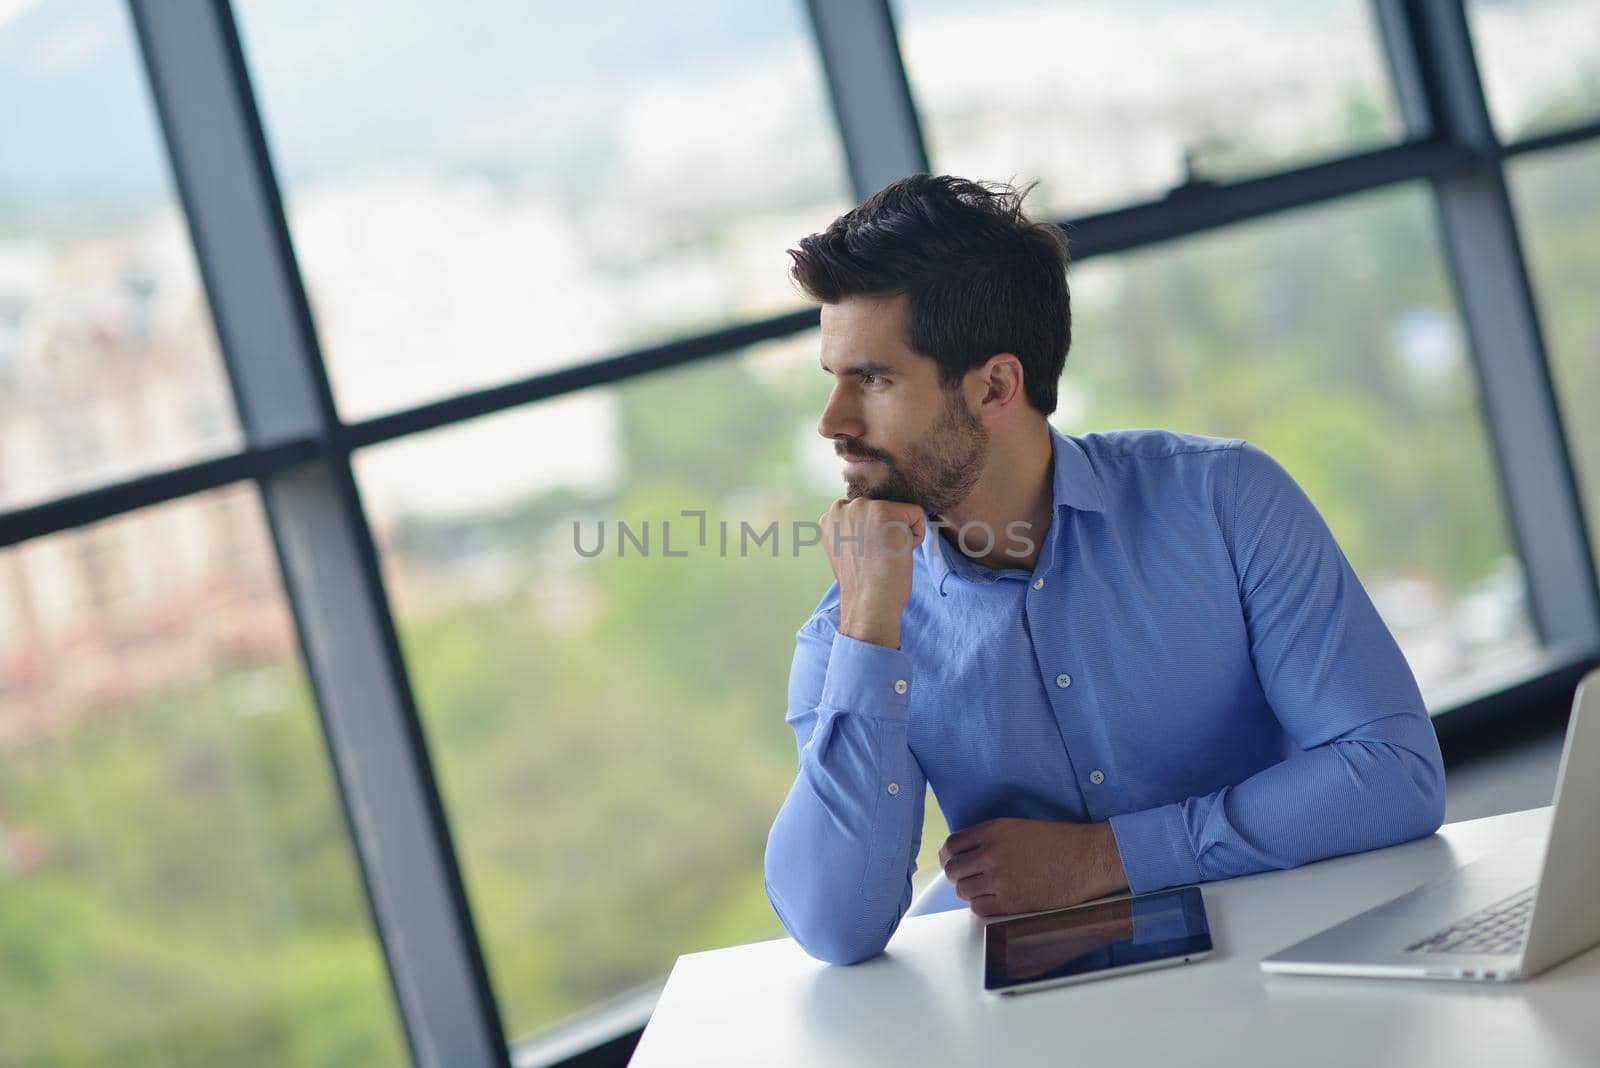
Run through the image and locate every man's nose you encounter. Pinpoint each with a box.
[817,387,862,442]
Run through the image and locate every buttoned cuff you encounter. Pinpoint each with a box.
[820,633,912,722]
[1109,804,1202,894]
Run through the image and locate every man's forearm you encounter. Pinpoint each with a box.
[1108,710,1445,893]
[765,634,925,965]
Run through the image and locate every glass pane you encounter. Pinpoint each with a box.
[1467,0,1600,142]
[234,0,851,420]
[1510,141,1600,579]
[893,0,1403,218]
[0,0,239,512]
[1062,184,1536,705]
[0,487,404,1064]
[357,333,950,1041]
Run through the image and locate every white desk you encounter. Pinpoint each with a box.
[631,807,1600,1067]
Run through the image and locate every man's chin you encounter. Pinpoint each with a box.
[846,475,926,509]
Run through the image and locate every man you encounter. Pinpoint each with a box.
[763,174,1446,966]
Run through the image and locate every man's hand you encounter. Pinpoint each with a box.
[938,818,1129,918]
[819,498,926,649]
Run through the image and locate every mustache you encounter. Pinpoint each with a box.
[834,438,894,463]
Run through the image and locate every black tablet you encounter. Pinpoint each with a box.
[983,886,1213,995]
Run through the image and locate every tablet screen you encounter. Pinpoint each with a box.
[984,886,1211,992]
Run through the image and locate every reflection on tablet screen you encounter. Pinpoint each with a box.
[985,888,1211,990]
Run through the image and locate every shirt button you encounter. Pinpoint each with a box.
[1033,578,1045,590]
[1089,770,1106,785]
[1055,673,1072,688]
[894,679,908,695]
[887,782,900,796]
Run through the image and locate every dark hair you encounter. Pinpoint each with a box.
[788,174,1071,415]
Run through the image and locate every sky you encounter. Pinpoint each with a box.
[0,0,814,214]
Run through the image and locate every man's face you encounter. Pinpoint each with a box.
[817,294,988,514]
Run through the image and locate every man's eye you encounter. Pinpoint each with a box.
[861,374,880,386]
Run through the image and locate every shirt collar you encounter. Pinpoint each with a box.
[919,426,1107,593]
[1048,426,1108,516]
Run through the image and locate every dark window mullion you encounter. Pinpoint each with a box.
[1390,0,1600,651]
[126,2,512,1064]
[805,0,929,201]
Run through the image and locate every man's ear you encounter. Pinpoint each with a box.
[975,353,1026,411]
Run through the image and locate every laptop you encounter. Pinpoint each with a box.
[1261,666,1600,982]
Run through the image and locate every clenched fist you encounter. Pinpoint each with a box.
[819,497,927,650]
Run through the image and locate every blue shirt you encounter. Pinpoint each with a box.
[764,427,1446,965]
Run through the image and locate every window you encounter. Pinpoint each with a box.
[892,0,1402,218]
[1510,141,1600,576]
[0,488,403,1064]
[1061,184,1536,703]
[0,0,239,512]
[1467,0,1600,143]
[355,331,952,1039]
[233,0,851,419]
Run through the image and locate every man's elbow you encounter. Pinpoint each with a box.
[799,928,890,967]
[1416,756,1447,837]
[1392,733,1447,841]
[764,879,890,966]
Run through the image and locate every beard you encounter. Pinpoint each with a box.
[839,388,989,514]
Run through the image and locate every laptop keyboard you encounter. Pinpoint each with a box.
[1404,886,1536,956]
